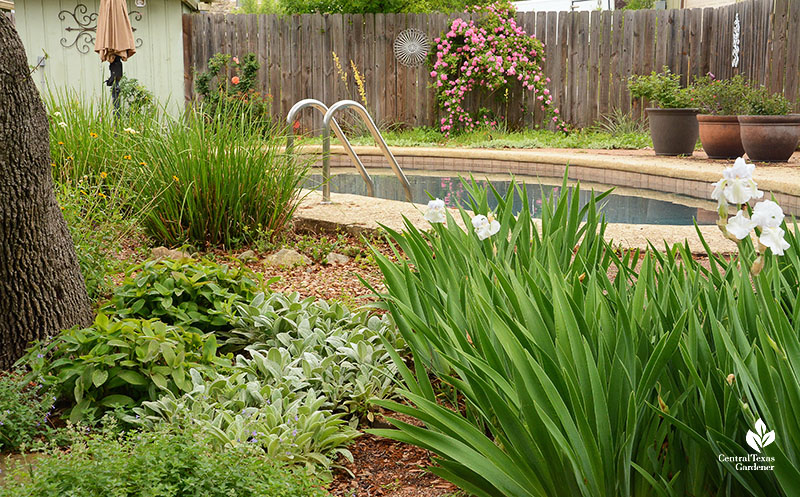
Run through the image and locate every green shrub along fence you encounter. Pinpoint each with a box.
[183,0,800,130]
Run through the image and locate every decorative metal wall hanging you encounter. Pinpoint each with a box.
[731,12,740,68]
[59,4,143,54]
[393,28,430,67]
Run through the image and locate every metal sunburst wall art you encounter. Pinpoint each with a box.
[394,28,430,67]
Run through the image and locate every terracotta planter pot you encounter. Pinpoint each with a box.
[738,114,800,162]
[697,115,745,159]
[646,108,700,156]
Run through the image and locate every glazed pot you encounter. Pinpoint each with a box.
[697,115,745,159]
[738,114,800,162]
[646,108,700,156]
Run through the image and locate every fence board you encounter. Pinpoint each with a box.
[785,0,800,109]
[183,0,791,129]
[588,11,601,125]
[598,11,611,118]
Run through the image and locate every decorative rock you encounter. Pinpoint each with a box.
[238,250,256,260]
[150,246,192,260]
[263,249,311,267]
[325,252,351,265]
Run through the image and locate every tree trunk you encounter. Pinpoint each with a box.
[0,14,93,369]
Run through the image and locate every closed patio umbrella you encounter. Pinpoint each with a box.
[94,0,136,114]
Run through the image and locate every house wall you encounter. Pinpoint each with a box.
[15,0,185,111]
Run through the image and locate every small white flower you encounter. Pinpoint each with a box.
[751,200,784,228]
[57,121,67,128]
[726,210,756,239]
[53,111,62,117]
[123,127,138,134]
[424,198,446,224]
[472,214,499,240]
[759,226,791,255]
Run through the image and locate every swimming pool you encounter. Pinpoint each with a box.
[306,171,719,226]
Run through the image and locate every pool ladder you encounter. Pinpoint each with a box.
[286,99,413,203]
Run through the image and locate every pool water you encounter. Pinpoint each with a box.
[306,172,718,226]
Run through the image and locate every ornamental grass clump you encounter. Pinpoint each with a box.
[135,100,309,248]
[368,169,799,497]
[430,0,566,134]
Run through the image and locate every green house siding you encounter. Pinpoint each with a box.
[15,0,185,111]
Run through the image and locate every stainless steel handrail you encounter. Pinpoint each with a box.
[322,100,413,203]
[286,99,374,202]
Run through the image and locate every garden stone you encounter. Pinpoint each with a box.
[325,252,351,265]
[150,246,192,260]
[237,250,256,260]
[263,249,311,267]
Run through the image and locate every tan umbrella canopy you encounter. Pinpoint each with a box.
[94,0,136,63]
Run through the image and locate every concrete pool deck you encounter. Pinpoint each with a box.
[295,146,800,254]
[296,189,739,254]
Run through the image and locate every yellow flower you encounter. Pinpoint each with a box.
[67,156,74,161]
[139,162,147,166]
[172,175,180,182]
[98,192,107,198]
[57,141,64,145]
[80,190,87,196]
[51,163,56,167]
[90,132,98,138]
[100,171,107,179]
[123,155,132,160]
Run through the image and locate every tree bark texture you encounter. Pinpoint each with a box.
[0,15,93,369]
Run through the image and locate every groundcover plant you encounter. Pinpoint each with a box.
[368,167,799,497]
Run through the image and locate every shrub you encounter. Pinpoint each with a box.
[0,424,327,497]
[21,314,226,422]
[194,52,272,130]
[691,73,751,115]
[430,1,566,134]
[743,85,792,115]
[367,174,798,497]
[118,76,155,114]
[104,258,268,335]
[134,102,309,248]
[628,67,694,108]
[0,372,55,451]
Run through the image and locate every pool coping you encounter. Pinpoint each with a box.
[296,145,800,215]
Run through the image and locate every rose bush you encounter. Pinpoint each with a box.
[430,1,566,135]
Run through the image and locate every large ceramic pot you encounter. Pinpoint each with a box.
[646,108,700,156]
[738,115,800,162]
[697,115,745,159]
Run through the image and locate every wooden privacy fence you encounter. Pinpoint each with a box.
[183,0,800,130]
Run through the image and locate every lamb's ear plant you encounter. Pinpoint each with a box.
[366,169,797,497]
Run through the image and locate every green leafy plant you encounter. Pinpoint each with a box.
[225,292,404,419]
[628,67,694,108]
[118,76,155,114]
[104,258,268,335]
[126,292,405,473]
[743,85,792,115]
[21,315,226,422]
[194,52,272,129]
[129,369,360,474]
[0,372,55,451]
[365,173,798,497]
[0,423,327,497]
[134,101,309,248]
[691,73,752,115]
